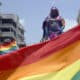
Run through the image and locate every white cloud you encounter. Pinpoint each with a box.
[64,19,77,31]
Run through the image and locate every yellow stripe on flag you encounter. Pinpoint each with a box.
[18,59,80,80]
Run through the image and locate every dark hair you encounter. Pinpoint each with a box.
[50,8,59,18]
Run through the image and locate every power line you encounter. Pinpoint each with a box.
[50,0,56,7]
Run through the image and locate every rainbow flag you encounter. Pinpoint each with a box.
[0,25,80,80]
[0,40,18,55]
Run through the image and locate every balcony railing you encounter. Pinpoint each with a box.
[0,32,16,39]
[0,24,16,30]
[17,41,25,45]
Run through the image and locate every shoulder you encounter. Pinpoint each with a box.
[44,16,51,21]
[56,16,63,20]
[57,16,65,22]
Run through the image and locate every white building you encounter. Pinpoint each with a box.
[0,13,26,48]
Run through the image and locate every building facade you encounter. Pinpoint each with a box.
[0,13,26,48]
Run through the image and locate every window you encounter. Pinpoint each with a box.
[0,19,2,24]
[2,19,16,28]
[1,28,10,32]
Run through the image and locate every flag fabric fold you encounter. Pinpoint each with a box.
[0,25,80,80]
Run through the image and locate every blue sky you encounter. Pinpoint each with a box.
[1,0,80,45]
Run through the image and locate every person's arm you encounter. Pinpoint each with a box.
[41,20,48,42]
[61,18,65,27]
[42,21,46,37]
[56,16,65,29]
[59,18,65,31]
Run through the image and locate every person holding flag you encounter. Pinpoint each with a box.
[41,7,65,42]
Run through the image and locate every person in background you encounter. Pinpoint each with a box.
[41,7,65,42]
[77,9,80,25]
